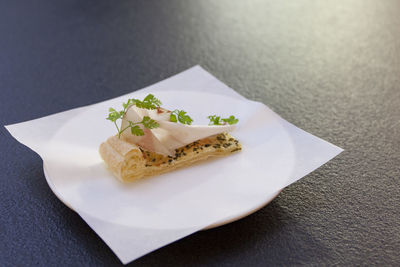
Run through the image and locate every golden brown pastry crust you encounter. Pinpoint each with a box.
[99,133,242,182]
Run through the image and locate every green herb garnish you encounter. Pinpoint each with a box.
[222,115,239,125]
[107,94,161,138]
[170,110,193,125]
[107,94,239,138]
[208,115,239,125]
[120,116,159,137]
[123,93,162,110]
[207,115,221,125]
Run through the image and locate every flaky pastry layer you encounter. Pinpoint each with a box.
[99,133,241,182]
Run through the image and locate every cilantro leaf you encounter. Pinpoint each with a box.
[106,108,123,122]
[222,115,239,125]
[207,115,221,125]
[143,94,162,107]
[170,110,193,125]
[141,116,159,129]
[208,115,238,125]
[130,125,144,136]
[130,94,162,109]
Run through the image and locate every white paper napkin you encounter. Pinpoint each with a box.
[5,66,343,264]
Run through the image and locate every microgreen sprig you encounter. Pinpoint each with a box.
[170,109,193,125]
[208,115,239,125]
[118,116,159,137]
[107,94,161,138]
[123,94,162,110]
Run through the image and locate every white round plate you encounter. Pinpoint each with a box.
[43,164,281,230]
[42,90,294,231]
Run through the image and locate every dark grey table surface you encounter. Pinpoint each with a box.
[1,0,399,266]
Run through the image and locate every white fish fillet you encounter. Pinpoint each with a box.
[120,106,235,156]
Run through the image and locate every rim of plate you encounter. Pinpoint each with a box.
[42,163,281,230]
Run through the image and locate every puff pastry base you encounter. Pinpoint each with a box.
[99,133,242,182]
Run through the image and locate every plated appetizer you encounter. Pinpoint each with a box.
[99,94,241,182]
